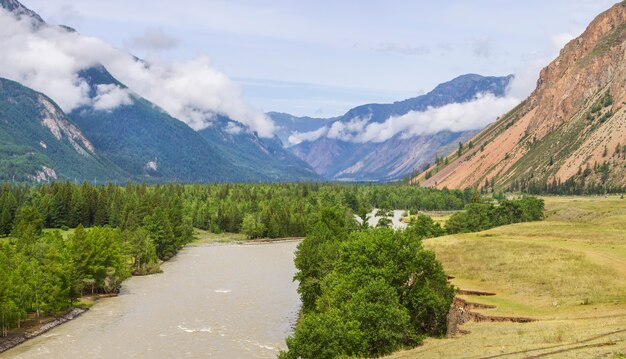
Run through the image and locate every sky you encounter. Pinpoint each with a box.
[12,0,620,118]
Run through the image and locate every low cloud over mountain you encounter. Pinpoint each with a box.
[0,8,275,137]
[287,64,542,147]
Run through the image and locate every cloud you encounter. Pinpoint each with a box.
[291,93,518,145]
[92,84,133,111]
[0,9,275,137]
[48,4,83,25]
[127,28,180,52]
[471,36,492,58]
[290,69,540,145]
[356,93,519,143]
[288,126,328,145]
[326,117,369,141]
[375,42,430,56]
[224,121,243,135]
[505,59,544,99]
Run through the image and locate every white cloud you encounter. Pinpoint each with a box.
[290,69,541,145]
[92,84,133,111]
[127,28,180,52]
[288,126,328,145]
[0,9,275,137]
[356,93,520,143]
[326,117,369,141]
[224,121,243,135]
[505,59,544,99]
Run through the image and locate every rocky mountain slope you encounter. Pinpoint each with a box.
[0,78,126,182]
[283,74,512,181]
[415,1,626,190]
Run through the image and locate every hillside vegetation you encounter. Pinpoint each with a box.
[389,196,626,358]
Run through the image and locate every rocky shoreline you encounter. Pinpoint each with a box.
[0,308,86,354]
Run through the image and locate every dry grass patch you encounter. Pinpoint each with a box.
[388,196,626,358]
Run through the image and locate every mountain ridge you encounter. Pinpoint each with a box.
[281,74,512,181]
[414,1,626,190]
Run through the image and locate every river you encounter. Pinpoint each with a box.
[2,241,301,358]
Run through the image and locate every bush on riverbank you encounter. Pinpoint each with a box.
[283,212,454,359]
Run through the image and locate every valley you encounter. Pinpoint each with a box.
[1,0,626,358]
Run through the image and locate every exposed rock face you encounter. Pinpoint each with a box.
[38,95,97,157]
[29,166,58,183]
[417,2,626,189]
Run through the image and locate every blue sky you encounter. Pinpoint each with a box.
[24,0,619,117]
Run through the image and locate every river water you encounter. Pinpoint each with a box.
[2,241,301,359]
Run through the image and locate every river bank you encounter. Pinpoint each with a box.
[0,308,85,354]
[1,240,301,358]
[0,293,123,354]
[0,232,301,355]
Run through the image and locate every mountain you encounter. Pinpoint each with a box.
[0,77,126,182]
[72,66,319,182]
[70,66,249,182]
[334,74,511,125]
[415,1,626,190]
[284,74,512,181]
[1,0,319,183]
[197,115,319,181]
[0,0,43,24]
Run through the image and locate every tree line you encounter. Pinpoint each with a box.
[0,182,474,239]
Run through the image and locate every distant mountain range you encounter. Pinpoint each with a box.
[2,0,552,186]
[270,74,513,181]
[0,0,319,183]
[414,1,626,190]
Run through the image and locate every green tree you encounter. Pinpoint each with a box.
[408,215,444,239]
[240,213,266,239]
[0,191,17,236]
[13,205,44,241]
[144,208,177,260]
[124,228,160,275]
[294,206,352,312]
[280,309,366,359]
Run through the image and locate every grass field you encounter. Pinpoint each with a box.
[389,196,626,358]
[402,211,456,226]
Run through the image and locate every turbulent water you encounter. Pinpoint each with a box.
[2,241,301,358]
